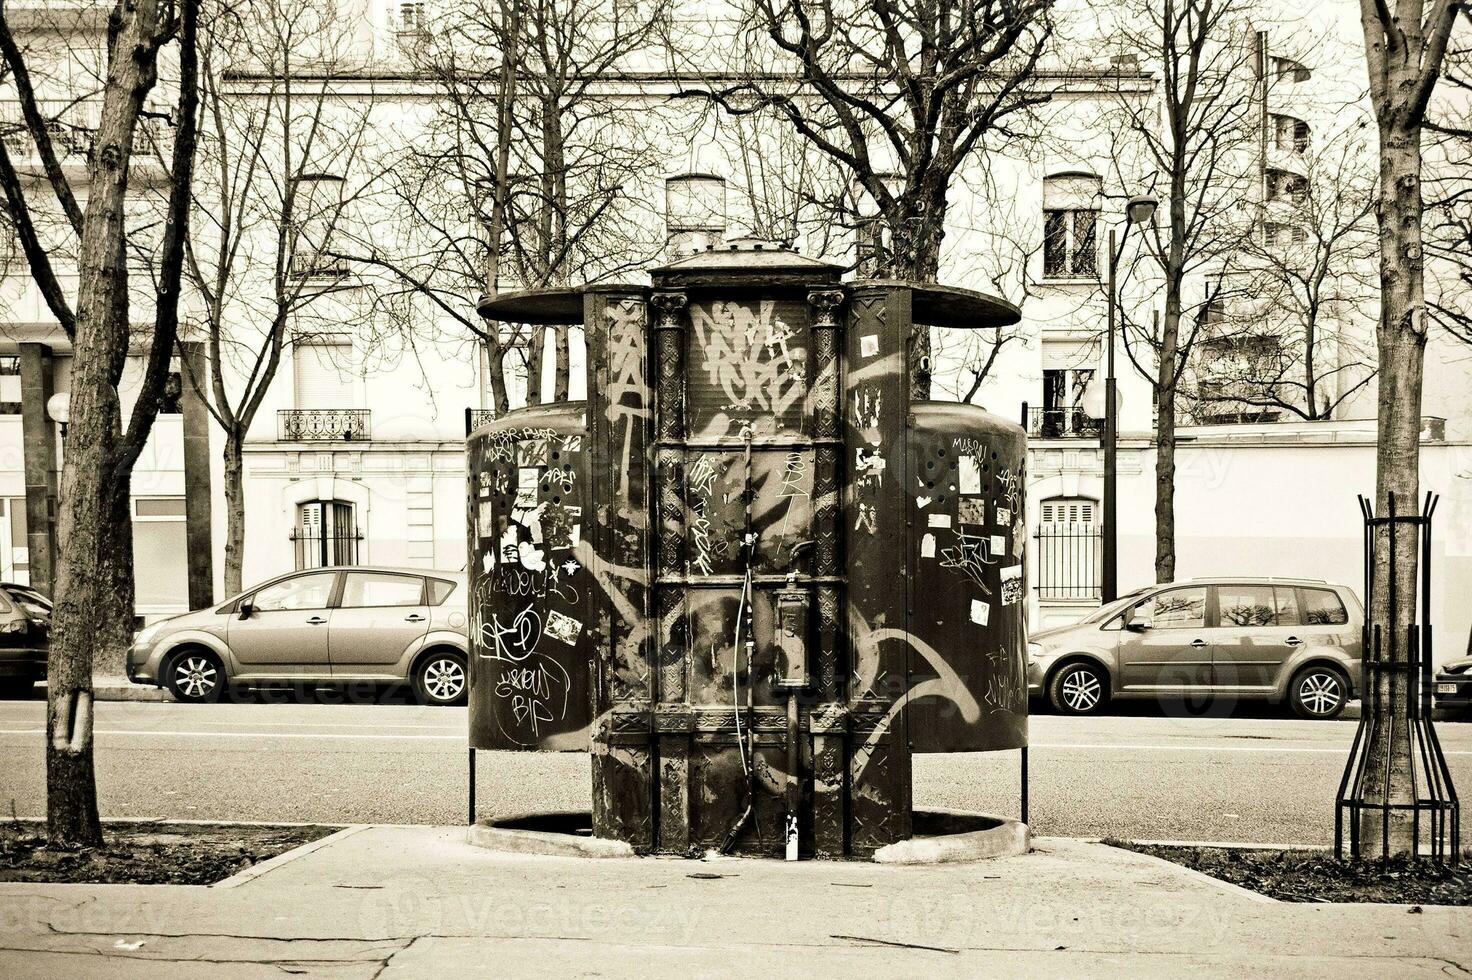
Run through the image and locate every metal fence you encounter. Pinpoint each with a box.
[1025,406,1103,439]
[1034,522,1101,600]
[278,408,371,441]
[290,505,363,570]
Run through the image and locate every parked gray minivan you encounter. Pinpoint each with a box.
[1027,577,1363,718]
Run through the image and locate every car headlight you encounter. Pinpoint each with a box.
[134,622,166,646]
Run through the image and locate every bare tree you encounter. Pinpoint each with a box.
[1425,8,1472,345]
[0,0,199,846]
[1102,0,1259,584]
[686,0,1056,395]
[352,0,669,413]
[1354,0,1462,859]
[180,0,376,595]
[1188,120,1380,421]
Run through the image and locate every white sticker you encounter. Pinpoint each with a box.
[916,496,933,510]
[920,533,936,558]
[997,506,1012,526]
[927,513,952,529]
[860,334,880,357]
[518,467,539,489]
[957,498,986,525]
[958,455,982,495]
[991,534,1007,558]
[545,609,582,645]
[1000,565,1023,605]
[970,599,990,626]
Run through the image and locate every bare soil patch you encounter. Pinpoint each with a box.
[0,821,337,885]
[1107,839,1472,905]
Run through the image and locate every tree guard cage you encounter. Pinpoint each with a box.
[1337,492,1460,863]
[467,242,1029,858]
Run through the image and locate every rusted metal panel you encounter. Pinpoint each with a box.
[843,284,914,850]
[905,402,1030,753]
[466,404,594,752]
[472,247,1029,858]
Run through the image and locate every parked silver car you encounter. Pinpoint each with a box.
[1027,577,1363,719]
[127,566,469,705]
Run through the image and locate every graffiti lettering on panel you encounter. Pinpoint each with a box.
[472,429,589,748]
[682,449,815,575]
[686,299,808,438]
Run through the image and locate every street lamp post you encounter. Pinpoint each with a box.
[1101,194,1157,605]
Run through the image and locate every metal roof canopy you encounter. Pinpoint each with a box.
[476,243,1020,329]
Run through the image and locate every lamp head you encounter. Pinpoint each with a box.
[1126,194,1158,226]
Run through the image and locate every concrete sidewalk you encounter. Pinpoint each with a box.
[0,826,1466,978]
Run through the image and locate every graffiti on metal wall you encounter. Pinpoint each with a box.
[686,299,809,438]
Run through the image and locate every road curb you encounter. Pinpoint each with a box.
[37,677,170,703]
[1097,840,1281,905]
[213,824,370,889]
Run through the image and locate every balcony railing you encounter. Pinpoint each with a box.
[1026,406,1103,439]
[278,409,370,441]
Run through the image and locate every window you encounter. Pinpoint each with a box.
[0,356,19,415]
[293,339,354,409]
[341,572,423,608]
[133,497,188,607]
[1216,585,1276,627]
[1274,587,1301,626]
[1038,367,1099,437]
[1043,208,1098,277]
[1271,114,1310,154]
[1041,173,1101,278]
[400,1,427,30]
[1271,56,1311,83]
[1134,586,1207,629]
[1262,221,1308,246]
[1266,169,1307,205]
[664,174,726,255]
[1301,588,1349,625]
[4,585,50,619]
[428,578,457,605]
[252,572,336,612]
[293,500,361,569]
[287,174,348,278]
[1036,496,1100,600]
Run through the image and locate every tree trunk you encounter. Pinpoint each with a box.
[223,430,246,596]
[45,0,168,848]
[1359,119,1428,857]
[553,325,569,402]
[1155,290,1181,584]
[525,324,546,405]
[886,189,947,401]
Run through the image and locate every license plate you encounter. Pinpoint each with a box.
[1439,683,1459,695]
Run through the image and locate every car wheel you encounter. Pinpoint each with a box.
[414,651,467,706]
[166,650,226,704]
[1049,662,1108,715]
[1289,665,1348,720]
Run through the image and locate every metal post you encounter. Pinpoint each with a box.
[1101,229,1119,604]
[1020,746,1029,826]
[468,747,476,825]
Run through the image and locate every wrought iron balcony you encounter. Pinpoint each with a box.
[278,409,370,441]
[1027,406,1103,439]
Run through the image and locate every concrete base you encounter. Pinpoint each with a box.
[467,808,1027,863]
[468,811,635,858]
[873,808,1030,864]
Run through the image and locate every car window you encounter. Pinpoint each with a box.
[1273,587,1301,626]
[341,572,424,608]
[1137,587,1207,629]
[1302,588,1349,625]
[1217,585,1276,627]
[428,579,457,605]
[251,572,336,612]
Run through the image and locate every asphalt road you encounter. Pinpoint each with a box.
[1,696,1468,845]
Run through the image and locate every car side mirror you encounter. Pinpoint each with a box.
[1123,607,1151,632]
[238,601,254,621]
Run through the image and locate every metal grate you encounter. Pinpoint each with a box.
[1034,522,1101,600]
[1026,406,1102,439]
[278,408,370,441]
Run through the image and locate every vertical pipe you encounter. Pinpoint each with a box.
[1021,746,1029,826]
[468,747,476,825]
[1101,230,1118,604]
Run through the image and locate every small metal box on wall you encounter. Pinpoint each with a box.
[469,242,1027,858]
